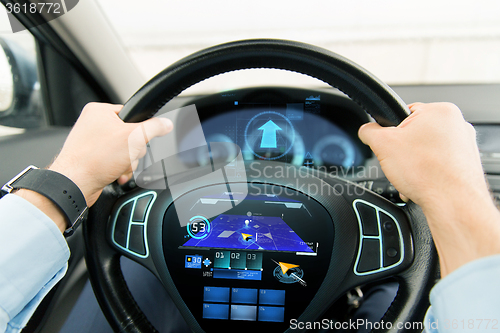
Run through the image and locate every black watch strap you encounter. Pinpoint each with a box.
[2,166,88,237]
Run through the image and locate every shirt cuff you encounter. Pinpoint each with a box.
[0,194,70,324]
[424,254,500,332]
[3,265,67,333]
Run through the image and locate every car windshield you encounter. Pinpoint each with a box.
[96,0,500,87]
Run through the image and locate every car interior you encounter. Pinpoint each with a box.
[0,1,499,332]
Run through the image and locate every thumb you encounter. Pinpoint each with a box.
[141,117,174,143]
[358,122,384,146]
[127,117,173,161]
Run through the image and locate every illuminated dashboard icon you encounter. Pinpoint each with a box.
[259,120,282,148]
[244,111,296,161]
[276,261,300,275]
[272,259,307,287]
[241,233,253,242]
[185,255,203,269]
[187,216,212,240]
[203,258,212,267]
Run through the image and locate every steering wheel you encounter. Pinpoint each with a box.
[83,39,439,333]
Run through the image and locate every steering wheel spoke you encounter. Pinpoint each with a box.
[84,185,161,333]
[108,188,160,273]
[340,180,414,283]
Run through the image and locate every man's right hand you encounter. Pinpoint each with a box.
[358,102,500,277]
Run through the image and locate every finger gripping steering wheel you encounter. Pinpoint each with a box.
[83,39,438,333]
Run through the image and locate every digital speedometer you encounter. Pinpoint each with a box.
[186,215,211,239]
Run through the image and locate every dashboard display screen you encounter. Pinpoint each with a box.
[177,88,367,170]
[163,183,334,332]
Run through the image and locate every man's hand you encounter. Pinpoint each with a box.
[49,103,173,206]
[358,102,487,209]
[358,102,500,277]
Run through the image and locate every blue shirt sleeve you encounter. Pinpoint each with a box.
[424,254,500,332]
[0,194,70,333]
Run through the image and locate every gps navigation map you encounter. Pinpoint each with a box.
[182,214,314,253]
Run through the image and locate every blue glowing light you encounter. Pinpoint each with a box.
[258,120,282,148]
[244,111,295,161]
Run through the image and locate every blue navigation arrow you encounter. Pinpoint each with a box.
[259,120,282,148]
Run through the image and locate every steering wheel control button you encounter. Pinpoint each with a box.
[383,220,394,232]
[132,194,153,222]
[372,180,386,195]
[385,183,400,202]
[356,239,381,273]
[128,225,146,255]
[387,248,398,258]
[113,202,132,248]
[111,191,157,258]
[380,212,402,267]
[204,287,230,303]
[354,201,379,236]
[357,179,403,203]
[352,199,405,275]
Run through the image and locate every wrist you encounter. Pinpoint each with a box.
[5,166,90,235]
[421,184,497,224]
[49,159,94,206]
[15,189,68,233]
[422,188,500,277]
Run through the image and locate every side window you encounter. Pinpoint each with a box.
[0,31,46,136]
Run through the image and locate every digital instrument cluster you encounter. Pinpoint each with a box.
[178,87,370,170]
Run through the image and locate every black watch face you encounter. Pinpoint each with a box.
[163,183,334,332]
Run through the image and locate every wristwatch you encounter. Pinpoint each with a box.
[1,165,88,237]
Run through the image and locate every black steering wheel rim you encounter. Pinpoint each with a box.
[118,39,409,125]
[83,39,438,333]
